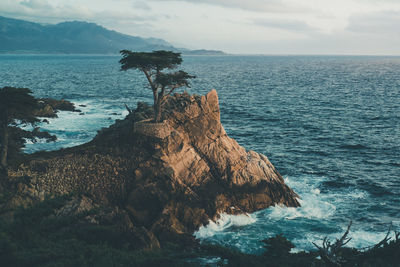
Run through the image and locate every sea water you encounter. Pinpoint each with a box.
[1,54,399,253]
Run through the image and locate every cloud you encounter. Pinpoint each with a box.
[346,10,400,35]
[20,0,52,9]
[253,18,317,33]
[132,1,152,10]
[2,0,400,54]
[0,0,91,22]
[150,0,307,13]
[0,0,153,24]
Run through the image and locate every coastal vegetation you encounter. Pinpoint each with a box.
[119,50,195,122]
[0,87,56,170]
[0,87,80,171]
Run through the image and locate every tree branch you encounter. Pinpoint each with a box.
[313,221,353,266]
[372,223,392,250]
[143,69,156,91]
[124,104,132,114]
[164,83,187,99]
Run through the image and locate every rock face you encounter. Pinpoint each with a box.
[3,90,299,248]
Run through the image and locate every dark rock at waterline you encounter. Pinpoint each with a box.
[35,103,57,118]
[3,90,299,249]
[34,98,79,118]
[40,98,77,112]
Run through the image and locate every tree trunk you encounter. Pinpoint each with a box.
[153,90,159,122]
[155,90,164,123]
[155,101,162,122]
[0,126,9,168]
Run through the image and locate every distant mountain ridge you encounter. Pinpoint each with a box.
[0,16,224,55]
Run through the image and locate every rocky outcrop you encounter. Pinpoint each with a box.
[34,98,80,118]
[3,90,299,249]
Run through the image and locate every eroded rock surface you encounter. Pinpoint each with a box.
[3,90,299,249]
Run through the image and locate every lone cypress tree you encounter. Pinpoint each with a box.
[119,50,195,122]
[0,87,56,169]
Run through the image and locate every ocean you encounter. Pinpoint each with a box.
[1,54,399,253]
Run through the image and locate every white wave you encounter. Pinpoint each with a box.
[194,213,257,239]
[345,190,369,199]
[268,196,336,221]
[193,174,376,252]
[121,110,129,117]
[265,176,336,221]
[24,101,126,153]
[347,229,393,248]
[312,188,320,195]
[24,139,35,145]
[277,175,369,221]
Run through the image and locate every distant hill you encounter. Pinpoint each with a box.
[0,16,224,55]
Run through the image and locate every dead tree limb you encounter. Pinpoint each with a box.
[312,221,353,266]
[124,104,132,114]
[360,223,394,252]
[372,223,392,250]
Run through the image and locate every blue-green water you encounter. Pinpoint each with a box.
[1,54,399,253]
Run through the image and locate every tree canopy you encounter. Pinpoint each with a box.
[0,87,56,169]
[119,50,195,122]
[0,87,39,126]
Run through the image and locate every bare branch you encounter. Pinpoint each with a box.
[333,221,352,250]
[124,104,132,114]
[313,221,353,266]
[372,223,392,250]
[165,84,182,96]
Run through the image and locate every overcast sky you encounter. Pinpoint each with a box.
[1,0,400,55]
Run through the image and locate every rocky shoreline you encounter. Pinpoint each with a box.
[34,98,80,118]
[1,90,299,249]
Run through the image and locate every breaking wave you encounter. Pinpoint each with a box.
[194,213,257,239]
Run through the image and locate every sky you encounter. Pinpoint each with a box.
[1,0,400,55]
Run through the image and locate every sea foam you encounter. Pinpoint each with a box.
[194,213,257,239]
[24,101,125,153]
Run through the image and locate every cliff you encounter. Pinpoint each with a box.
[2,90,299,249]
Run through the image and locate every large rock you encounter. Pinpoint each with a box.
[4,89,299,246]
[34,98,80,118]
